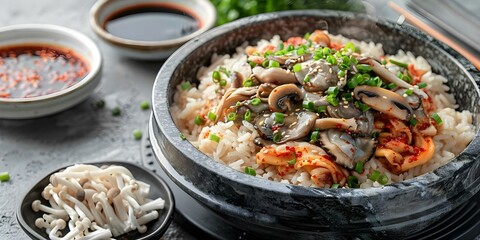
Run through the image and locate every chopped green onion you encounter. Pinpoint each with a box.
[262,60,269,68]
[431,113,443,125]
[339,63,350,71]
[287,158,296,165]
[296,48,306,55]
[338,70,346,77]
[409,118,418,126]
[277,42,284,51]
[194,116,205,125]
[310,130,319,143]
[140,101,150,110]
[381,59,387,65]
[344,42,356,53]
[326,55,337,65]
[366,76,382,87]
[133,129,142,140]
[402,75,412,83]
[227,112,237,121]
[342,92,353,101]
[307,39,313,47]
[181,82,192,90]
[357,64,373,72]
[293,63,303,73]
[263,51,274,58]
[209,133,220,143]
[327,86,339,96]
[317,105,327,113]
[341,56,351,65]
[389,59,408,68]
[112,107,121,116]
[243,79,253,87]
[95,99,105,109]
[313,49,324,60]
[304,75,310,83]
[355,101,370,112]
[350,56,358,65]
[248,61,257,68]
[303,101,315,111]
[251,98,261,106]
[245,167,256,176]
[348,175,359,188]
[219,79,227,87]
[272,132,282,143]
[354,161,364,174]
[372,131,380,138]
[208,112,217,121]
[304,32,311,39]
[405,89,413,96]
[369,170,381,181]
[218,66,230,77]
[418,82,427,89]
[327,95,339,106]
[331,183,340,189]
[378,174,389,185]
[269,60,280,68]
[180,132,186,140]
[322,47,331,55]
[212,70,221,83]
[360,73,370,84]
[0,172,10,182]
[286,44,294,51]
[387,83,396,89]
[347,77,358,89]
[274,112,285,124]
[244,110,252,121]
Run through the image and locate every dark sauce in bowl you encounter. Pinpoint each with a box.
[103,4,200,42]
[0,45,88,99]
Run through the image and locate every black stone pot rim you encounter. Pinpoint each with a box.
[152,10,480,199]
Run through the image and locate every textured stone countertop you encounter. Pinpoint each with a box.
[5,0,473,239]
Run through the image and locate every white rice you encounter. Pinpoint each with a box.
[171,33,476,188]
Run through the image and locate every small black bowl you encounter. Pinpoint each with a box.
[17,161,174,240]
[151,10,480,239]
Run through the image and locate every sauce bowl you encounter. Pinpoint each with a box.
[90,0,216,60]
[150,10,480,238]
[0,24,102,119]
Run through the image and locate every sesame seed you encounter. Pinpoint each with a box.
[343,105,349,109]
[382,96,388,99]
[311,149,318,154]
[329,68,333,74]
[403,94,408,98]
[263,150,269,154]
[284,134,290,138]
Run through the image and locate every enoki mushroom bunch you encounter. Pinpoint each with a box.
[32,164,165,240]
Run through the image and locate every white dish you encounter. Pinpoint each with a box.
[89,0,216,60]
[0,24,102,119]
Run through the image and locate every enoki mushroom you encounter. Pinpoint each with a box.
[32,164,165,240]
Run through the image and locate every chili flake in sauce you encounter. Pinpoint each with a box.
[0,44,88,98]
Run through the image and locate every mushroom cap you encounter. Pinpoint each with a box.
[353,85,413,121]
[252,66,297,85]
[268,84,303,112]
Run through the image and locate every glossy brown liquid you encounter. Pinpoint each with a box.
[104,4,199,42]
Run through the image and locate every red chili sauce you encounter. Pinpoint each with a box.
[0,45,88,98]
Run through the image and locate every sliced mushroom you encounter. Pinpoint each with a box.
[257,83,277,102]
[355,110,375,136]
[314,118,358,131]
[268,54,312,67]
[359,57,427,98]
[319,129,377,169]
[255,111,317,143]
[215,87,258,122]
[252,66,297,84]
[295,59,340,92]
[303,92,328,107]
[268,84,303,112]
[327,102,362,119]
[353,85,413,121]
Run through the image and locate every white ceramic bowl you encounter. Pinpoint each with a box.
[89,0,216,60]
[0,24,102,119]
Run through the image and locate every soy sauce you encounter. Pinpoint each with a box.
[104,4,200,42]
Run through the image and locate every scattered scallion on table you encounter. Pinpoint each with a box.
[140,101,150,110]
[133,129,142,140]
[0,172,10,182]
[112,107,121,116]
